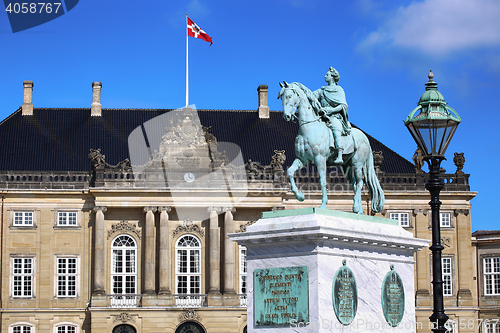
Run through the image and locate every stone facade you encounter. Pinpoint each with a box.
[473,231,500,332]
[0,87,481,332]
[0,157,478,333]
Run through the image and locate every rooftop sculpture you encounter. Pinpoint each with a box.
[278,67,385,214]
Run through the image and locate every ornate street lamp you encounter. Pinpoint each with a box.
[404,71,461,333]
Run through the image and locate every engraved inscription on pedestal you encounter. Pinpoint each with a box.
[381,265,405,327]
[254,266,308,327]
[332,260,358,325]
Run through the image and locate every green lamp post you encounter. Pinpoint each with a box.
[404,71,461,333]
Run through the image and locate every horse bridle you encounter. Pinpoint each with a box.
[285,87,322,127]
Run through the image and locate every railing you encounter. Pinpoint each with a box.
[293,171,470,192]
[239,294,247,307]
[0,171,90,190]
[173,294,207,307]
[0,169,470,192]
[108,294,142,308]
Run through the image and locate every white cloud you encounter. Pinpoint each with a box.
[360,0,500,56]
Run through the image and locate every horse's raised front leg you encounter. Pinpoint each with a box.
[315,154,328,209]
[352,166,364,214]
[288,158,305,202]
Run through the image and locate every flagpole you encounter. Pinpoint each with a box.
[186,13,189,108]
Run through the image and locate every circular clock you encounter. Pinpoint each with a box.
[184,172,195,183]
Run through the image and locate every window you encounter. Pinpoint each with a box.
[12,257,33,297]
[175,234,201,295]
[12,325,32,333]
[445,320,456,333]
[56,325,77,333]
[239,246,247,294]
[485,320,500,333]
[389,212,410,227]
[442,258,453,296]
[13,212,33,226]
[484,257,500,295]
[111,235,137,295]
[440,212,451,227]
[57,212,77,226]
[112,325,136,333]
[56,257,78,297]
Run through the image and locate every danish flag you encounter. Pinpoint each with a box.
[187,17,213,45]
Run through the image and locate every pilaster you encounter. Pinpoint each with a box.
[455,208,474,306]
[223,207,238,306]
[143,206,157,296]
[413,208,431,307]
[207,206,223,306]
[93,206,107,296]
[158,206,174,306]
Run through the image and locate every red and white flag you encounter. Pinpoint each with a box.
[187,17,212,45]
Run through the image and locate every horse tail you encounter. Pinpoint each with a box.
[363,151,385,213]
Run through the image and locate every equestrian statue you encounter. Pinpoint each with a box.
[278,67,385,214]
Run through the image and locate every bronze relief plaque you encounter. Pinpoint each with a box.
[381,265,405,327]
[332,260,358,325]
[254,266,309,326]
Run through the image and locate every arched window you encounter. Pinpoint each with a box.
[175,322,205,333]
[175,234,201,295]
[111,235,137,295]
[112,325,136,333]
[11,325,32,333]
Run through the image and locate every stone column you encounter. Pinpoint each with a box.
[455,209,474,306]
[158,206,172,295]
[143,206,157,295]
[223,207,239,306]
[93,206,107,295]
[413,208,432,307]
[207,206,222,305]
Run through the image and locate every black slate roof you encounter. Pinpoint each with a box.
[0,108,415,173]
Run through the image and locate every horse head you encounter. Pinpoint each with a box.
[278,81,300,122]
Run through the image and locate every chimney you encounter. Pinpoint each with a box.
[257,85,270,119]
[91,82,102,116]
[22,81,34,116]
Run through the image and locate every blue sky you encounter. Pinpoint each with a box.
[1,0,499,231]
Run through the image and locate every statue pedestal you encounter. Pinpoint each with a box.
[229,208,428,333]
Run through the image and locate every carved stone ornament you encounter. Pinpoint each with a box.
[454,209,470,216]
[88,148,106,169]
[245,159,264,176]
[207,206,221,214]
[413,147,425,173]
[413,208,429,216]
[270,150,286,171]
[172,224,204,238]
[113,312,133,323]
[372,151,384,170]
[238,220,256,233]
[178,309,202,324]
[88,148,132,171]
[160,110,207,149]
[182,218,194,226]
[107,221,141,240]
[441,237,452,248]
[159,206,172,213]
[453,152,465,174]
[93,206,107,213]
[223,207,236,214]
[143,206,157,213]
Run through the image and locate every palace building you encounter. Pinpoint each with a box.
[0,80,484,332]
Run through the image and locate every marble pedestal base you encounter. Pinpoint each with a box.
[229,208,428,333]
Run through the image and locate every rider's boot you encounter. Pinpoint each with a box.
[332,129,343,164]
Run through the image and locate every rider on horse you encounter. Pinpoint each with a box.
[313,67,352,164]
